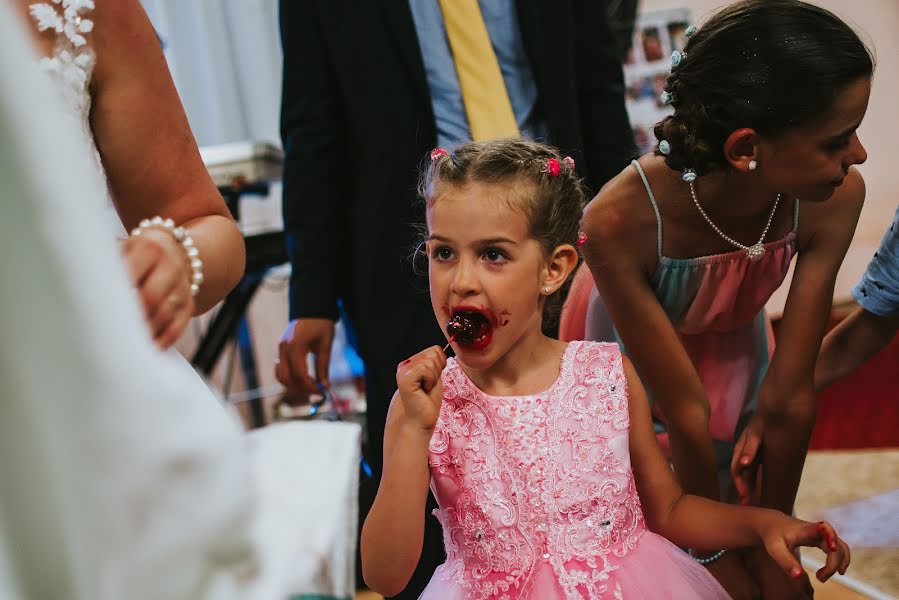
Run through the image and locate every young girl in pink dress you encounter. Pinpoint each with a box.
[360,139,849,599]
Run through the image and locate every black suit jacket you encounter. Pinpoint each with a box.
[279,0,635,363]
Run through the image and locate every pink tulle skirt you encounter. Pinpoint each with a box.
[418,530,730,599]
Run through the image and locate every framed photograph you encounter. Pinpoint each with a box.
[623,8,691,155]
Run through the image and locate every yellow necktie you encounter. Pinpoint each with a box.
[438,0,520,141]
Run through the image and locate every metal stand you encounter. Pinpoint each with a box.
[190,183,286,428]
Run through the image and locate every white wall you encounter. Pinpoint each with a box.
[140,0,283,147]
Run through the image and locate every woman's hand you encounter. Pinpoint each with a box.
[121,228,195,349]
[395,346,446,432]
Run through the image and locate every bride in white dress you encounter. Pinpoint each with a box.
[1,2,360,599]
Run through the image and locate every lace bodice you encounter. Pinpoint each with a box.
[429,341,646,599]
[30,0,107,199]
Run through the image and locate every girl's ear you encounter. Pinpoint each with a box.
[723,128,762,172]
[543,244,579,294]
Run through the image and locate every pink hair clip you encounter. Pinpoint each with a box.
[576,231,588,247]
[430,148,448,161]
[562,156,575,171]
[543,158,561,177]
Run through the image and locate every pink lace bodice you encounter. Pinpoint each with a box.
[429,341,646,599]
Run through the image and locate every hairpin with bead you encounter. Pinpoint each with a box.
[543,156,575,177]
[543,158,561,177]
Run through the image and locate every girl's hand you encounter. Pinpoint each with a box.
[395,346,446,431]
[121,228,195,349]
[760,517,850,584]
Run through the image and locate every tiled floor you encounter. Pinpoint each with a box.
[810,575,871,600]
[796,450,899,600]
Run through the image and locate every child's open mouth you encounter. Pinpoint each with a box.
[447,308,494,350]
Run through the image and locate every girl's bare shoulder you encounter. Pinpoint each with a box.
[583,156,669,258]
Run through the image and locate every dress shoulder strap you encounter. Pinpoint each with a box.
[630,159,663,258]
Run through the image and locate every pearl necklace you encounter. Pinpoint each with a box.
[689,181,780,262]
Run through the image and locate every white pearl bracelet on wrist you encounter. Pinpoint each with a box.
[129,216,204,296]
[687,548,727,565]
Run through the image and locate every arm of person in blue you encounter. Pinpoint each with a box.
[815,206,899,390]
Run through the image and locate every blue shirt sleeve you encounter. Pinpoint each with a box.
[852,205,899,317]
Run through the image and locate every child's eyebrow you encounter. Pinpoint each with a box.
[427,235,518,246]
[478,238,518,246]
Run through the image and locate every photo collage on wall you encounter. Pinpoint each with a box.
[623,8,691,156]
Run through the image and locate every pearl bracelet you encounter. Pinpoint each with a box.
[688,548,727,565]
[129,216,204,296]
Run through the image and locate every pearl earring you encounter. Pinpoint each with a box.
[544,286,551,294]
[748,160,758,171]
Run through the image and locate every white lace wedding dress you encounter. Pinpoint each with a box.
[30,0,131,237]
[0,3,260,598]
[31,1,108,190]
[0,4,361,599]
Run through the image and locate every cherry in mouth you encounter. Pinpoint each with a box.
[447,312,491,346]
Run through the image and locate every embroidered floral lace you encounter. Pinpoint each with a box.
[429,342,645,599]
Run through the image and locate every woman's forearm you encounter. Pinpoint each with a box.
[181,214,246,314]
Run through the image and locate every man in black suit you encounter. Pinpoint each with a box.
[276,2,634,596]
